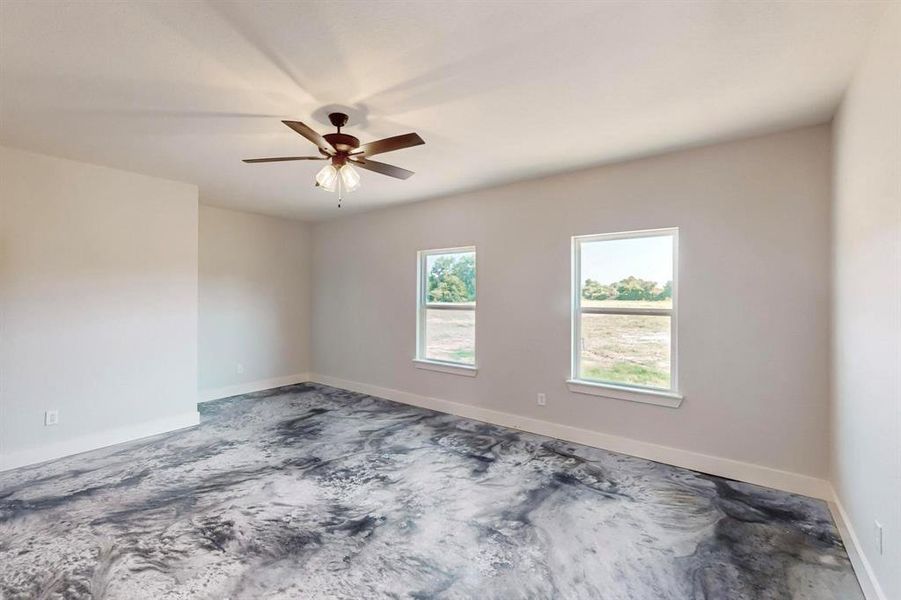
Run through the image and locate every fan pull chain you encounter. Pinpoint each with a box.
[337,173,343,208]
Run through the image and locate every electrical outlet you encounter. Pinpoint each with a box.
[537,393,546,406]
[44,410,59,426]
[236,363,244,375]
[875,521,884,555]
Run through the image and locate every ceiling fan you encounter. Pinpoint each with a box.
[243,112,424,208]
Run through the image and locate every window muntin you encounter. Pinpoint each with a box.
[572,229,677,392]
[417,247,476,366]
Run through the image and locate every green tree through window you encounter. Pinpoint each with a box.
[428,254,475,302]
[582,277,672,302]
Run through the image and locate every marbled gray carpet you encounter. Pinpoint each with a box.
[0,384,862,599]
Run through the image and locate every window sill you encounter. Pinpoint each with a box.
[566,379,683,408]
[413,359,478,377]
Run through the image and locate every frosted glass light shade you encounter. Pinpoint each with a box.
[340,164,361,192]
[315,164,338,192]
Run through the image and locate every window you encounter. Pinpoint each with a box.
[571,228,678,399]
[415,247,476,372]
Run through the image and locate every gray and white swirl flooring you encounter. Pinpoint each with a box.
[0,383,863,599]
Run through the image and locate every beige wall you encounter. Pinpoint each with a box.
[0,146,199,469]
[832,5,900,599]
[198,205,311,395]
[311,125,833,479]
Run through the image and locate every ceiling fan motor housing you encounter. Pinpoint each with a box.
[323,132,360,154]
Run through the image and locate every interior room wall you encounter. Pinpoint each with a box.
[831,5,900,599]
[311,125,833,488]
[198,205,312,400]
[0,146,199,471]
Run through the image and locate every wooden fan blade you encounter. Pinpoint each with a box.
[243,156,327,163]
[357,133,424,157]
[350,157,415,180]
[282,120,332,152]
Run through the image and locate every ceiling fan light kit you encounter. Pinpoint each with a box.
[243,112,424,208]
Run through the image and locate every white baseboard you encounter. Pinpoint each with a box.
[0,410,200,472]
[308,372,832,500]
[198,372,310,403]
[828,492,888,600]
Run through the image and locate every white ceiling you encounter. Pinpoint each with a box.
[0,1,889,221]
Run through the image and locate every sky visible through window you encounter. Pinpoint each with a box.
[426,251,472,277]
[581,235,672,285]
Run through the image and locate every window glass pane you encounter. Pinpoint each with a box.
[425,309,475,364]
[426,251,476,305]
[580,314,670,388]
[580,236,673,309]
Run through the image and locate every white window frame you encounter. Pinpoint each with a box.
[568,228,682,408]
[414,246,478,377]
